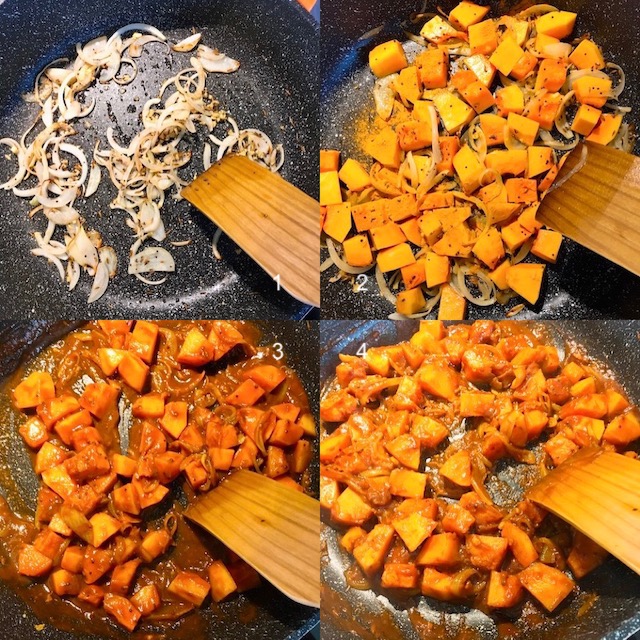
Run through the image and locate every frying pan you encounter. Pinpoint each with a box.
[0,320,319,640]
[0,0,318,320]
[320,320,640,639]
[320,0,640,319]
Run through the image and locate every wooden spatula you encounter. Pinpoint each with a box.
[538,142,640,277]
[181,155,320,307]
[527,447,640,575]
[184,470,320,608]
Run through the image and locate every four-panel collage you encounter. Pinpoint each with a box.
[0,0,638,638]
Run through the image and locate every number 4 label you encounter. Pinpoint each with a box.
[356,343,367,357]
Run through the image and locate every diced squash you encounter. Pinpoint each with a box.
[468,19,498,55]
[19,416,49,449]
[244,365,287,393]
[569,39,605,70]
[485,149,527,176]
[90,512,121,547]
[605,388,630,418]
[535,58,567,93]
[225,380,265,407]
[501,522,538,568]
[544,433,579,466]
[130,584,161,617]
[571,104,601,137]
[83,546,113,583]
[460,80,496,113]
[395,66,422,104]
[487,571,524,608]
[420,16,460,44]
[489,38,525,76]
[411,415,449,448]
[168,570,210,606]
[177,328,215,367]
[397,120,432,151]
[535,11,577,39]
[417,360,459,400]
[572,76,612,108]
[103,593,142,632]
[510,51,538,81]
[320,149,340,172]
[425,252,450,288]
[208,560,238,602]
[479,114,507,147]
[392,511,437,552]
[506,178,538,204]
[587,113,623,145]
[112,484,141,515]
[416,532,460,567]
[369,40,408,77]
[389,468,427,499]
[501,221,533,253]
[365,126,401,169]
[442,503,475,535]
[37,394,81,429]
[18,544,54,577]
[118,353,149,393]
[452,144,485,193]
[489,259,511,290]
[518,562,575,612]
[495,84,524,116]
[227,561,262,592]
[331,487,373,526]
[381,562,420,590]
[319,170,342,205]
[353,524,395,575]
[415,49,448,89]
[506,263,545,305]
[567,531,609,579]
[342,234,374,267]
[508,113,539,147]
[139,529,172,562]
[462,54,496,86]
[338,159,371,192]
[531,229,562,263]
[603,411,640,446]
[466,534,509,570]
[377,243,415,272]
[526,92,563,130]
[449,1,490,29]
[79,382,120,420]
[129,320,159,364]
[159,401,189,438]
[396,287,426,316]
[432,91,475,134]
[13,371,55,409]
[61,546,85,574]
[438,284,467,320]
[527,146,554,178]
[472,228,505,270]
[401,260,426,289]
[439,450,471,487]
[386,193,419,222]
[370,221,407,250]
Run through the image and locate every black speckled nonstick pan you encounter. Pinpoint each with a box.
[0,0,318,319]
[0,320,319,640]
[320,0,640,320]
[320,320,640,640]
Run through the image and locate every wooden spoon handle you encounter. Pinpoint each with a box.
[538,142,640,277]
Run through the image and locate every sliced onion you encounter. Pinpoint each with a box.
[44,206,79,225]
[108,24,166,45]
[375,265,397,305]
[0,138,26,189]
[427,105,442,164]
[196,46,240,73]
[67,226,99,269]
[128,246,175,277]
[451,264,496,306]
[173,33,202,52]
[84,162,101,197]
[373,74,397,120]
[554,90,575,140]
[87,261,109,303]
[99,246,118,277]
[211,227,223,260]
[539,129,580,151]
[66,260,81,290]
[542,42,572,59]
[606,62,626,99]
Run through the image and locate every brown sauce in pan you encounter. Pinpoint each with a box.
[0,320,313,638]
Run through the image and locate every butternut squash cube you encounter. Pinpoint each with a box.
[397,120,432,151]
[495,84,524,116]
[338,159,371,191]
[411,415,449,448]
[472,227,505,270]
[353,524,395,575]
[518,562,575,612]
[395,66,422,104]
[331,487,374,526]
[569,39,605,70]
[489,38,525,76]
[369,221,406,250]
[415,49,448,89]
[501,221,533,252]
[396,287,427,316]
[506,263,545,305]
[527,146,554,178]
[425,252,450,287]
[319,170,342,206]
[573,76,612,108]
[462,54,496,86]
[439,450,471,487]
[479,114,507,147]
[323,203,352,243]
[567,531,609,579]
[466,534,509,570]
[377,243,416,272]
[389,469,428,500]
[392,512,437,552]
[401,219,424,247]
[418,213,442,245]
[381,563,420,590]
[496,15,530,46]
[485,149,527,176]
[365,126,402,168]
[438,284,466,320]
[508,113,539,147]
[501,522,538,568]
[587,113,623,145]
[489,259,511,290]
[535,58,568,92]
[468,19,498,55]
[506,178,538,203]
[320,149,340,172]
[432,91,475,134]
[352,200,388,231]
[571,104,601,137]
[461,81,496,114]
[415,532,461,567]
[369,40,408,77]
[453,145,485,194]
[449,1,490,30]
[510,51,538,81]
[535,11,577,40]
[531,229,562,263]
[526,92,563,130]
[602,411,640,446]
[487,571,524,608]
[343,234,373,267]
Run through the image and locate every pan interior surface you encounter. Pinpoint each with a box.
[320,320,640,640]
[0,320,319,640]
[320,0,640,320]
[0,0,318,319]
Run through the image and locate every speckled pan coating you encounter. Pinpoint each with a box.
[321,319,640,640]
[0,320,319,640]
[321,0,640,320]
[0,0,318,320]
